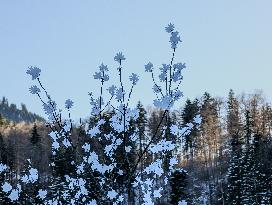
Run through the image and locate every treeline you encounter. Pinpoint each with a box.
[0,97,44,124]
[175,90,272,204]
[0,90,271,204]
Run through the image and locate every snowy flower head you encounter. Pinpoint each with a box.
[99,63,109,72]
[2,182,12,193]
[159,64,170,82]
[193,114,202,124]
[153,95,173,109]
[94,64,110,81]
[37,189,47,200]
[114,52,126,63]
[29,85,41,95]
[145,62,153,72]
[173,63,186,71]
[43,100,57,118]
[65,99,74,109]
[21,168,38,183]
[107,189,118,200]
[0,163,7,173]
[103,74,109,81]
[93,72,102,80]
[165,23,175,33]
[178,200,187,205]
[129,73,139,85]
[170,31,182,49]
[26,66,41,80]
[153,84,161,93]
[94,73,109,81]
[172,90,183,100]
[115,88,125,101]
[108,85,117,96]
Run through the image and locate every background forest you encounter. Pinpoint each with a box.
[0,89,271,204]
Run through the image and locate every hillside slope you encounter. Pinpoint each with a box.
[0,97,44,123]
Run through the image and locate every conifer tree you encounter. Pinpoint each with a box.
[226,139,243,205]
[200,93,221,203]
[0,114,4,126]
[136,101,147,203]
[4,160,43,205]
[0,133,7,165]
[227,89,242,138]
[180,99,199,161]
[225,90,243,204]
[75,124,102,203]
[241,132,271,204]
[240,110,254,204]
[136,101,147,162]
[170,169,189,205]
[147,109,163,162]
[0,133,11,204]
[49,146,76,204]
[5,137,15,173]
[29,123,43,174]
[226,91,244,205]
[30,123,41,145]
[0,169,12,204]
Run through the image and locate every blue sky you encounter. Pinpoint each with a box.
[0,1,272,119]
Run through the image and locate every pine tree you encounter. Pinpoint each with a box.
[228,110,271,205]
[227,90,243,138]
[16,159,44,204]
[0,170,12,204]
[225,90,244,204]
[180,99,199,161]
[30,123,41,145]
[244,110,253,146]
[0,133,7,165]
[116,111,138,204]
[49,146,76,204]
[250,134,270,204]
[0,133,10,204]
[239,110,269,204]
[240,110,254,204]
[136,101,147,204]
[48,176,71,205]
[136,101,147,163]
[147,110,160,164]
[226,142,243,205]
[225,92,244,205]
[170,169,189,205]
[199,93,221,203]
[0,114,4,126]
[5,136,15,173]
[29,123,43,174]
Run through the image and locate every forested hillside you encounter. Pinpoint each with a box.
[0,97,44,123]
[0,90,271,204]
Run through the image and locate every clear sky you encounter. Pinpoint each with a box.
[0,0,272,119]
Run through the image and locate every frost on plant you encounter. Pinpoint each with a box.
[0,23,199,205]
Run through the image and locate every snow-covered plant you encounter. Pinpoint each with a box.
[0,23,201,204]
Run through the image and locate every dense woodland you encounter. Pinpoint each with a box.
[0,97,44,124]
[0,90,272,204]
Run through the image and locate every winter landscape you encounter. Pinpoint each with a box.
[0,1,272,204]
